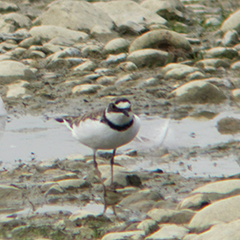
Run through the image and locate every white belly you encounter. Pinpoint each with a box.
[72,115,140,150]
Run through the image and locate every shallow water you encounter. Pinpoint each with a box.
[0,111,240,177]
[8,201,112,219]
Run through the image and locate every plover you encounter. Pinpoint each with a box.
[56,97,140,211]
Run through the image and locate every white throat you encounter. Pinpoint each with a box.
[105,110,133,126]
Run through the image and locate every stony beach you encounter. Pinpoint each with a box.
[1,0,240,239]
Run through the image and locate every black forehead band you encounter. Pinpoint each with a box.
[114,98,130,104]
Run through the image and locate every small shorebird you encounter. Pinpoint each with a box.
[56,97,140,211]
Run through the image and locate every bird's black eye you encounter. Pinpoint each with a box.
[112,104,117,109]
[109,103,117,110]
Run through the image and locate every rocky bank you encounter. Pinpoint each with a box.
[1,0,240,239]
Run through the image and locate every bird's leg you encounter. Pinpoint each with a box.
[110,149,116,187]
[112,205,117,216]
[93,150,107,213]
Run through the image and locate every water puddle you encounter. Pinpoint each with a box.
[0,111,240,177]
[9,201,111,219]
[128,154,240,178]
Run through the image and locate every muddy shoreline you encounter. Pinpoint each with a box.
[0,0,240,239]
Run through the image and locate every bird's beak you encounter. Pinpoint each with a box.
[122,109,129,117]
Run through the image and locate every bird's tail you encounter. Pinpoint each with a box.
[55,117,73,130]
[55,117,64,123]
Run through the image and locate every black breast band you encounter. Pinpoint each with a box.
[102,112,134,131]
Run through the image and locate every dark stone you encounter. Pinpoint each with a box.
[126,174,142,187]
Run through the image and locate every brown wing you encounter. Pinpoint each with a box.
[56,107,105,129]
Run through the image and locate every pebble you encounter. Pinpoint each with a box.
[117,61,138,72]
[72,84,101,94]
[45,184,65,195]
[115,73,140,85]
[73,60,97,72]
[96,76,117,85]
[104,53,127,65]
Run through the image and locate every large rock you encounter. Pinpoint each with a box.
[98,164,129,181]
[147,208,195,224]
[73,60,97,72]
[0,60,35,84]
[127,48,169,68]
[7,80,30,98]
[57,179,91,190]
[193,219,240,240]
[220,9,240,33]
[221,30,239,47]
[231,61,240,70]
[217,117,240,134]
[119,189,164,207]
[0,184,21,207]
[203,47,238,59]
[169,80,227,104]
[163,64,198,80]
[189,195,240,233]
[104,38,130,54]
[145,224,189,240]
[33,0,114,33]
[179,179,240,210]
[46,47,83,69]
[94,0,167,34]
[0,1,18,13]
[69,209,111,230]
[177,193,210,211]
[137,219,159,234]
[232,88,240,101]
[141,0,190,21]
[29,25,89,42]
[129,29,192,60]
[195,58,230,70]
[192,179,240,199]
[0,13,31,33]
[101,230,145,240]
